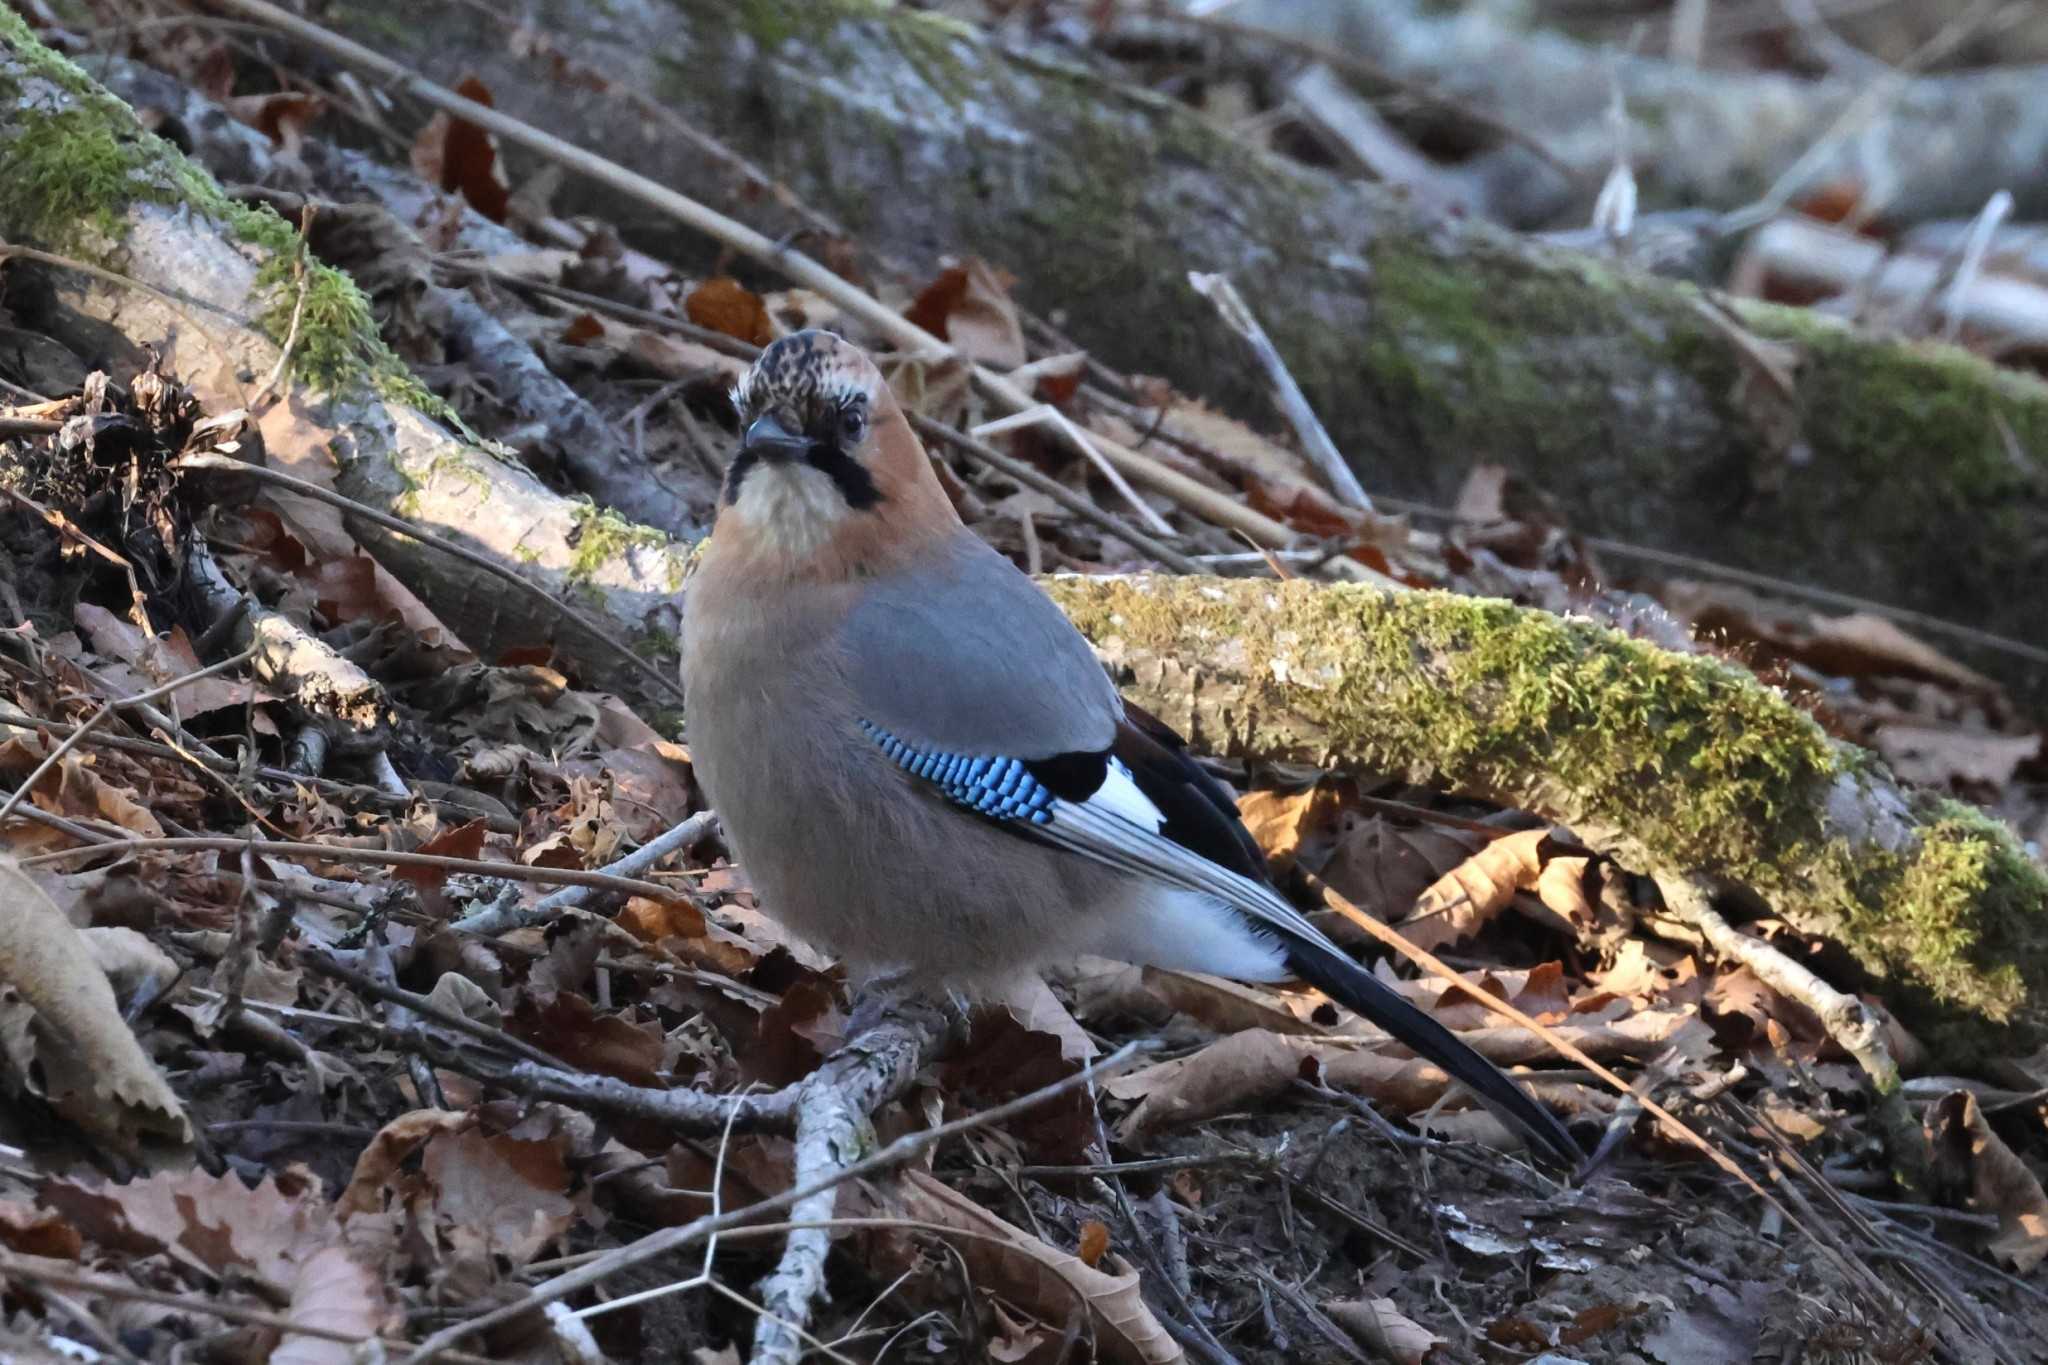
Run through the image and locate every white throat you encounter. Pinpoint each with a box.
[734,462,847,559]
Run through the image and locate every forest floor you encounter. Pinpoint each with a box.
[0,3,2045,1363]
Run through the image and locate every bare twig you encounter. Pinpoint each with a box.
[0,648,256,829]
[21,834,694,905]
[209,0,1315,553]
[400,1039,1147,1363]
[455,808,719,935]
[751,998,958,1363]
[253,203,317,406]
[1650,874,1929,1194]
[1188,272,1372,511]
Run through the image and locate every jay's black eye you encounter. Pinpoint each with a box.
[839,407,867,445]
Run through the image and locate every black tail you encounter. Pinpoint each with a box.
[1275,924,1581,1167]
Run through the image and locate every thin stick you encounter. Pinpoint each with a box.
[399,1040,1148,1363]
[21,834,692,904]
[172,453,687,705]
[0,649,256,828]
[1188,273,1372,511]
[454,808,719,935]
[1299,868,1769,1196]
[0,1252,495,1364]
[972,405,1176,535]
[254,203,318,405]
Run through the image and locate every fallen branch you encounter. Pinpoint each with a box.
[1038,574,2048,1057]
[1650,874,1930,1194]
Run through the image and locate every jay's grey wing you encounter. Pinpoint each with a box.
[852,690,1585,1168]
[839,533,1120,760]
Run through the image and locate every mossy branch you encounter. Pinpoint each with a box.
[1041,575,2048,1057]
[0,14,688,697]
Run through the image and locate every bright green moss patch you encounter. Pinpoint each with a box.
[566,500,672,584]
[0,10,419,401]
[1045,575,2048,1050]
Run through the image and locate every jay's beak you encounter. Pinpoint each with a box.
[740,413,813,465]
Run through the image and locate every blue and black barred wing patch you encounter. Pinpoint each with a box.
[858,720,1057,823]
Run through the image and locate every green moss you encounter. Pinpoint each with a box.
[0,11,434,404]
[566,500,671,584]
[1046,576,2048,1047]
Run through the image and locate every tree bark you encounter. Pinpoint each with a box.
[0,15,2040,1054]
[298,0,2048,707]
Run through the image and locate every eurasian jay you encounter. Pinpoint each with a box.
[682,330,1579,1165]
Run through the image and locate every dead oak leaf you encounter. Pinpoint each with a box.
[1928,1090,2048,1272]
[1399,829,1575,950]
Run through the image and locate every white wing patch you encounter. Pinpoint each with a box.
[1083,758,1164,832]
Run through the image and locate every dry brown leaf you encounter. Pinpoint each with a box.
[338,1109,471,1218]
[1928,1090,2048,1271]
[1327,1297,1443,1363]
[410,74,510,222]
[43,1168,388,1361]
[223,91,324,155]
[0,737,163,840]
[902,258,1026,369]
[998,974,1097,1064]
[1873,723,2040,790]
[0,857,188,1145]
[72,606,262,714]
[1399,829,1548,950]
[1236,786,1343,871]
[270,1243,390,1365]
[1106,1030,1444,1144]
[685,276,775,348]
[889,1170,1183,1364]
[1317,817,1484,927]
[1076,1220,1110,1268]
[421,1126,576,1265]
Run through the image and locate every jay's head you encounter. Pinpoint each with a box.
[718,330,954,569]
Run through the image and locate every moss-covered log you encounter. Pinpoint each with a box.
[305,0,2048,704]
[1041,576,2047,1056]
[0,12,690,702]
[2,16,2040,1053]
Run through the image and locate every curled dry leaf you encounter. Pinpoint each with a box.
[0,857,188,1146]
[1237,785,1342,869]
[420,1125,577,1266]
[888,1170,1183,1365]
[1327,1297,1443,1364]
[998,974,1097,1063]
[1927,1090,2048,1272]
[1107,1014,1695,1145]
[410,74,511,222]
[1399,829,1589,950]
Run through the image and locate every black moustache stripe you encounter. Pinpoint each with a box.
[804,442,883,510]
[719,447,759,506]
[721,440,883,511]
